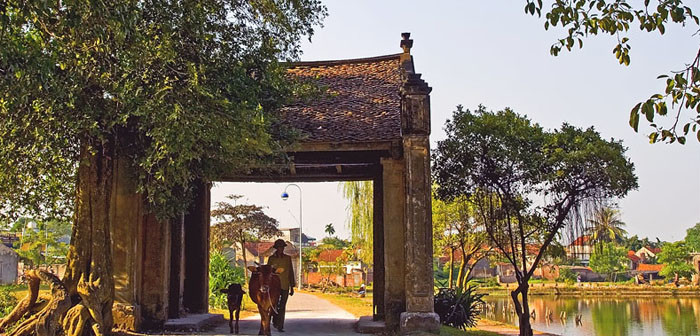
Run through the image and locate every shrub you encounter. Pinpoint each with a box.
[470,277,499,288]
[209,251,245,309]
[434,285,486,330]
[557,268,577,285]
[0,286,18,317]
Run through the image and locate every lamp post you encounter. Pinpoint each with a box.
[281,184,303,290]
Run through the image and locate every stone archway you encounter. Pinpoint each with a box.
[108,33,438,334]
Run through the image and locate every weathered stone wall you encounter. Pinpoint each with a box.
[110,158,144,331]
[381,157,406,330]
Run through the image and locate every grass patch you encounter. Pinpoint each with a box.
[303,290,373,318]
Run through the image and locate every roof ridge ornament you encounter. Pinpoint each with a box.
[400,32,413,54]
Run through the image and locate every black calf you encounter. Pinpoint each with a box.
[220,283,246,334]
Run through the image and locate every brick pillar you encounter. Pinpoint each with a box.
[398,32,439,334]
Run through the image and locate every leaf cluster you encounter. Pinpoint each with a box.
[589,241,627,280]
[0,0,326,221]
[14,218,70,268]
[525,0,700,143]
[433,286,486,330]
[684,222,700,252]
[657,241,695,279]
[208,251,245,309]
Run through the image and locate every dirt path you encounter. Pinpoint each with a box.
[209,292,359,335]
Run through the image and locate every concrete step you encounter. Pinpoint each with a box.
[163,313,225,332]
[356,316,385,334]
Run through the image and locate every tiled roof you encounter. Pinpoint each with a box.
[570,235,591,246]
[637,263,664,272]
[627,250,641,262]
[244,242,274,257]
[646,247,662,254]
[281,55,403,143]
[317,249,344,263]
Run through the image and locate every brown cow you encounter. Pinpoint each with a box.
[220,283,245,334]
[247,265,283,336]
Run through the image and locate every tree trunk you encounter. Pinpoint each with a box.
[455,259,467,289]
[7,140,115,336]
[241,237,248,277]
[511,281,533,336]
[447,247,455,289]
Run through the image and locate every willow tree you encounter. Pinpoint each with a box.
[0,1,325,334]
[433,105,638,336]
[341,181,373,265]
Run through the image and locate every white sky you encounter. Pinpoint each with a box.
[212,1,700,243]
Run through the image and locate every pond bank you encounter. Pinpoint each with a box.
[477,284,700,297]
[475,319,559,336]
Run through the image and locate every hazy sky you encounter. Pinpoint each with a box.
[212,1,700,243]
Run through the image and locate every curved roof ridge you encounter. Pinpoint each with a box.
[288,53,401,67]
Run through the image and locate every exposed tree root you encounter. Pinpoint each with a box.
[8,270,71,336]
[0,270,41,332]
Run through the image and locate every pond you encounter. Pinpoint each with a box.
[482,296,700,336]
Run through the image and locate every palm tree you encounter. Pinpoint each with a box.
[325,223,336,237]
[586,207,627,248]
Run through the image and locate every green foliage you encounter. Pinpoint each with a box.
[658,241,695,279]
[0,0,327,222]
[15,219,70,268]
[432,105,638,336]
[684,223,700,252]
[434,286,486,330]
[469,277,499,288]
[433,105,638,278]
[432,192,491,289]
[557,268,578,285]
[341,181,373,265]
[524,0,700,144]
[0,286,18,317]
[318,237,350,250]
[623,235,663,252]
[589,242,627,281]
[209,251,245,310]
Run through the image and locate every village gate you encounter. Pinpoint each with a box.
[108,33,439,334]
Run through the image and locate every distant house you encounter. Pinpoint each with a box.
[306,249,366,287]
[635,246,661,263]
[627,250,641,270]
[634,263,664,281]
[566,235,593,266]
[0,232,20,249]
[278,228,316,247]
[0,244,18,284]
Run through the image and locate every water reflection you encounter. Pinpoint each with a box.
[482,296,700,336]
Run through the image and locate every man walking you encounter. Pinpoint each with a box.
[267,239,295,332]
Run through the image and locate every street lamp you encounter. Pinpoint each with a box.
[281,184,303,290]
